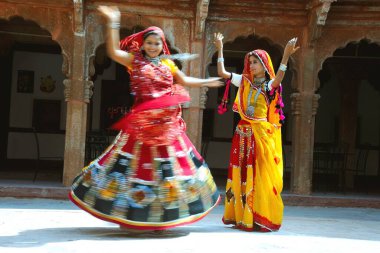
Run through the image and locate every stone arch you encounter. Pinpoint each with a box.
[204,32,297,98]
[0,13,71,183]
[316,36,380,75]
[316,38,380,91]
[204,31,297,94]
[0,4,74,66]
[204,24,298,74]
[313,39,380,192]
[0,15,73,78]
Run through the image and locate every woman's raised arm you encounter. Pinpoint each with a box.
[98,6,133,67]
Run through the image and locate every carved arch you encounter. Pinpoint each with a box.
[317,39,380,92]
[317,37,380,74]
[0,10,74,76]
[204,26,298,74]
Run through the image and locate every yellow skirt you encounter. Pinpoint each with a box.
[223,120,283,231]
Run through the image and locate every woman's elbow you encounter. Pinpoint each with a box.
[217,70,227,79]
[271,81,280,89]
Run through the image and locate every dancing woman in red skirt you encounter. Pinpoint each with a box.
[69,6,222,231]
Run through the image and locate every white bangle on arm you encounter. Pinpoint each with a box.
[109,21,120,29]
[217,57,224,63]
[279,63,287,72]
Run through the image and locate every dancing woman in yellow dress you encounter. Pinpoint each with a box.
[214,33,299,231]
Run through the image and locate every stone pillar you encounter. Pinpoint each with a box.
[62,1,94,186]
[62,80,88,186]
[289,0,336,194]
[181,0,210,151]
[183,40,206,150]
[290,92,320,194]
[290,46,320,195]
[62,75,93,186]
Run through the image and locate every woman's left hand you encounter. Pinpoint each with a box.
[284,37,300,57]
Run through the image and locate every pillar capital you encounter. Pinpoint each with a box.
[291,92,320,116]
[63,78,94,103]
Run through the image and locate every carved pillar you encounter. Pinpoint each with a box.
[182,0,209,150]
[290,41,320,194]
[183,41,207,150]
[290,91,320,194]
[62,0,92,186]
[290,0,334,194]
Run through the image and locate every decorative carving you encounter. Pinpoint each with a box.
[84,80,94,103]
[316,0,336,25]
[290,93,302,116]
[205,37,216,66]
[61,51,71,78]
[290,92,320,116]
[312,94,320,116]
[307,0,337,47]
[73,0,84,34]
[84,54,95,103]
[88,55,96,78]
[195,0,210,40]
[0,6,17,19]
[199,87,209,109]
[203,27,280,69]
[63,79,71,102]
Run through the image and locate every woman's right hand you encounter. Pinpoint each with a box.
[213,32,224,51]
[201,77,224,88]
[98,5,121,23]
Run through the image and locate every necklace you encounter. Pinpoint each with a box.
[246,78,267,117]
[145,55,160,66]
[253,77,266,87]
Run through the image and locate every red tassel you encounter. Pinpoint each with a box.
[217,79,231,115]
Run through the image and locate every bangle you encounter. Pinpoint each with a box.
[109,22,120,29]
[217,57,224,63]
[279,63,287,72]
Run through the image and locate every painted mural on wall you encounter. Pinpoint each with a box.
[40,75,56,93]
[17,70,34,93]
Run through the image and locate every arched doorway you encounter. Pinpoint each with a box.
[202,34,294,190]
[0,16,65,183]
[315,40,380,194]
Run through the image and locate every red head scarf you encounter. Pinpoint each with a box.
[218,49,282,118]
[119,26,171,55]
[242,49,275,80]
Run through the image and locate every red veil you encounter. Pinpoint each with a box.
[119,26,171,55]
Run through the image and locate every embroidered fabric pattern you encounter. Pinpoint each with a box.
[70,27,220,231]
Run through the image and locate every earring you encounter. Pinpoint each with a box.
[140,46,144,51]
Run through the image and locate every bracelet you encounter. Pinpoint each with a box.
[217,57,224,63]
[109,22,120,29]
[279,63,287,72]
